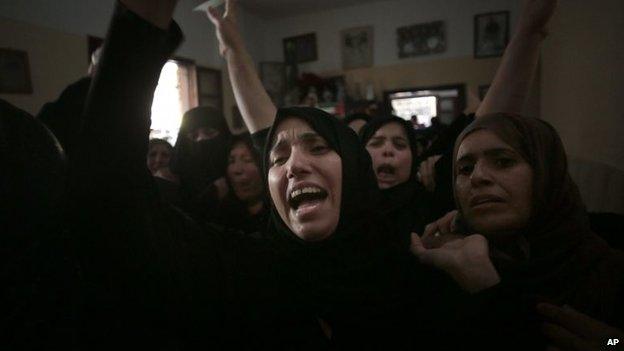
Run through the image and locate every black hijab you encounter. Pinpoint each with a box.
[359,115,431,243]
[172,106,232,187]
[453,114,624,323]
[261,107,418,311]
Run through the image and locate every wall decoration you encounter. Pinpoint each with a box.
[474,11,510,58]
[283,33,317,64]
[341,26,374,70]
[397,21,446,58]
[259,62,286,106]
[0,48,33,94]
[196,66,223,111]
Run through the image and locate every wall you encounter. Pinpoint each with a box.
[0,18,88,115]
[261,0,522,72]
[0,0,268,125]
[541,0,624,172]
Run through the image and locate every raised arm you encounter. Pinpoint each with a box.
[476,0,558,117]
[207,0,276,133]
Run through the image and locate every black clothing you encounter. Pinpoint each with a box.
[1,99,80,349]
[446,114,624,350]
[172,106,232,222]
[37,76,91,158]
[213,194,269,236]
[66,5,224,349]
[255,107,440,349]
[359,115,432,246]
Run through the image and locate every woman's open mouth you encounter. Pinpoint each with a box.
[376,164,396,179]
[288,185,328,211]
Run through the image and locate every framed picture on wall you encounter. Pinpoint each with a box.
[0,48,33,94]
[196,66,223,111]
[341,26,374,70]
[283,33,317,64]
[259,62,286,106]
[474,11,510,58]
[397,21,446,58]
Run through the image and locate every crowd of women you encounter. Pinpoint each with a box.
[1,0,623,350]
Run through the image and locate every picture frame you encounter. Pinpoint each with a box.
[196,66,223,111]
[283,33,317,64]
[259,62,286,106]
[0,48,33,94]
[474,11,510,58]
[397,21,446,58]
[341,26,374,70]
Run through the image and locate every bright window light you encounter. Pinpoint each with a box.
[390,96,437,127]
[150,61,187,145]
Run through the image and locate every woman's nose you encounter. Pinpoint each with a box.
[286,148,311,179]
[470,161,494,186]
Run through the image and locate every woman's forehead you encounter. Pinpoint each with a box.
[374,121,408,138]
[271,117,321,146]
[457,129,515,158]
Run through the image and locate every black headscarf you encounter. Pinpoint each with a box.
[261,107,418,310]
[359,115,431,244]
[452,114,624,322]
[172,106,232,186]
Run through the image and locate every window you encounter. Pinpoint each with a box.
[384,84,466,128]
[150,59,196,145]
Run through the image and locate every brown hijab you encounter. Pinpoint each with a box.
[453,113,624,324]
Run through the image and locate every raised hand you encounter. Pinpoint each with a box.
[411,232,500,293]
[206,0,244,57]
[517,0,558,36]
[538,303,624,351]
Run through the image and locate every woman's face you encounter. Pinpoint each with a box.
[455,130,533,239]
[268,118,342,242]
[187,127,219,142]
[365,122,413,189]
[227,142,263,203]
[147,144,172,174]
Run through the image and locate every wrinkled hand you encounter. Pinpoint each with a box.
[517,0,558,36]
[206,0,244,57]
[538,303,624,351]
[418,155,442,192]
[421,210,459,248]
[411,232,500,293]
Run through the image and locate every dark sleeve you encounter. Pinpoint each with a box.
[438,283,546,350]
[66,3,212,348]
[252,128,270,154]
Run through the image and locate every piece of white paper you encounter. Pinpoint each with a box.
[193,0,226,12]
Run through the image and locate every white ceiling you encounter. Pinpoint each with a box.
[193,0,393,19]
